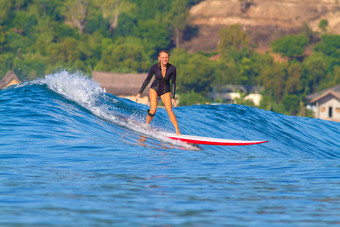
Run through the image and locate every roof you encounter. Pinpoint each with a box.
[310,90,340,103]
[306,84,340,103]
[0,71,21,89]
[92,71,150,96]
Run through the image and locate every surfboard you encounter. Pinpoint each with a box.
[166,134,268,146]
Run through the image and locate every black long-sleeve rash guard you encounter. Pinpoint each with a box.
[138,63,176,98]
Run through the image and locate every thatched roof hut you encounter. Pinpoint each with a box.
[92,71,150,96]
[0,71,21,89]
[92,71,151,104]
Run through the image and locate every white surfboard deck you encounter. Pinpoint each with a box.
[166,134,268,146]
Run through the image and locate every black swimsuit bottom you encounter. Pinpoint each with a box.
[139,63,177,98]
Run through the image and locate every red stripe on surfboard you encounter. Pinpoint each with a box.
[167,136,268,146]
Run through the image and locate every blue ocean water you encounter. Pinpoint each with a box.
[1,71,340,226]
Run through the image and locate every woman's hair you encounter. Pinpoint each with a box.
[159,50,170,57]
[158,50,170,67]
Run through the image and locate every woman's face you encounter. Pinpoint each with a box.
[158,52,169,66]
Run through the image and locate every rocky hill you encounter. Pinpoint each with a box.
[183,0,340,53]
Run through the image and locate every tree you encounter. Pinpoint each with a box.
[300,23,320,44]
[218,24,250,56]
[6,31,27,52]
[271,33,309,59]
[250,52,273,85]
[178,90,209,106]
[0,53,16,78]
[34,0,64,20]
[332,66,340,86]
[302,53,327,94]
[284,62,302,95]
[213,60,236,85]
[0,0,14,25]
[318,19,328,33]
[62,0,90,34]
[95,37,149,73]
[168,0,189,48]
[114,12,137,38]
[281,94,300,115]
[169,48,192,71]
[86,14,110,37]
[314,34,340,59]
[13,53,47,80]
[45,36,88,72]
[94,0,135,37]
[178,54,215,94]
[12,11,38,37]
[260,62,286,103]
[131,0,169,21]
[136,19,171,57]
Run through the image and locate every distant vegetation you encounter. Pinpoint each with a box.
[0,0,201,77]
[1,0,339,116]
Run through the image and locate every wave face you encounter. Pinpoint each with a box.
[1,71,339,226]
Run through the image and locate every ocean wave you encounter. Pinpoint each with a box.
[1,71,340,157]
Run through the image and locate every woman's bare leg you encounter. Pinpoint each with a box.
[146,89,158,124]
[161,93,180,135]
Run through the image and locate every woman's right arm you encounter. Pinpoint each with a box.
[136,65,154,102]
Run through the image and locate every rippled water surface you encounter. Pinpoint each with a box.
[1,71,340,226]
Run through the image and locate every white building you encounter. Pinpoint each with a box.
[306,85,340,122]
[210,85,263,106]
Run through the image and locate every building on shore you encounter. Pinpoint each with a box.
[92,71,150,104]
[210,85,263,106]
[306,85,340,122]
[0,71,21,89]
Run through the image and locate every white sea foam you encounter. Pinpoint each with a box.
[42,70,105,105]
[42,71,121,125]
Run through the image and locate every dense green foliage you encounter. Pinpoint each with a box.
[271,33,309,58]
[0,0,197,77]
[1,0,339,116]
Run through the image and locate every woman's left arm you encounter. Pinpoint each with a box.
[170,67,176,97]
[171,67,177,107]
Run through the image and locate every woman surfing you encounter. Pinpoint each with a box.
[135,50,181,135]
